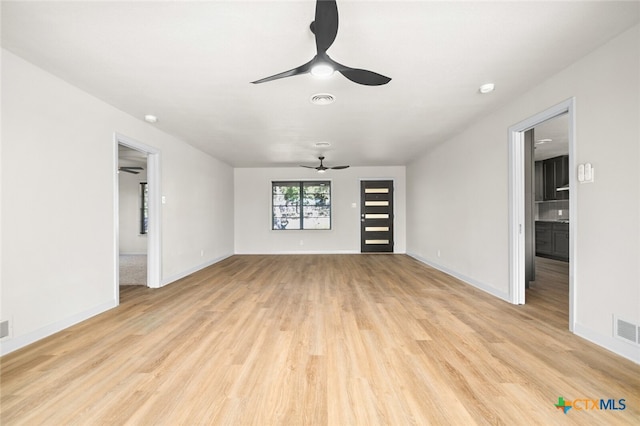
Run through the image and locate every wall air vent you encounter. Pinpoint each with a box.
[614,316,639,345]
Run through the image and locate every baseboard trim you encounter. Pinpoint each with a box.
[573,323,640,365]
[0,300,117,357]
[161,253,234,286]
[407,253,511,302]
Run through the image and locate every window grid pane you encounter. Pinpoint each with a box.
[272,182,301,230]
[272,181,331,230]
[140,182,148,235]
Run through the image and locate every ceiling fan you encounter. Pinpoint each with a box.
[251,0,391,86]
[118,166,144,174]
[300,156,349,173]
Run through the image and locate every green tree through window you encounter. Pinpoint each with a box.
[272,181,331,230]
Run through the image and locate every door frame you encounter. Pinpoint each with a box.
[508,98,576,331]
[114,133,162,301]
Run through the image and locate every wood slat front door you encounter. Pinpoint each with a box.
[360,180,394,252]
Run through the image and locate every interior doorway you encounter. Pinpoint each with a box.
[118,145,148,286]
[114,133,162,302]
[508,98,576,331]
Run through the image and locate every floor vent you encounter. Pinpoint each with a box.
[614,317,639,345]
[0,320,8,339]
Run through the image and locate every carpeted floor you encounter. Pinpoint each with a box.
[119,254,147,286]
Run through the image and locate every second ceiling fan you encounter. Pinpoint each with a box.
[252,0,391,86]
[300,156,349,173]
[118,166,144,174]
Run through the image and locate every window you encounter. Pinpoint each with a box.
[272,181,331,230]
[140,182,148,234]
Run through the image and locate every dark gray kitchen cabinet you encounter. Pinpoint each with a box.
[535,222,553,256]
[535,221,569,261]
[553,226,569,259]
[535,161,544,202]
[542,155,569,200]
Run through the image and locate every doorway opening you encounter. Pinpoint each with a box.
[114,134,162,302]
[118,145,148,287]
[508,98,576,331]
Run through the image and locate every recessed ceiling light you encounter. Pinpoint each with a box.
[479,83,495,94]
[144,114,158,123]
[310,93,335,105]
[314,142,331,147]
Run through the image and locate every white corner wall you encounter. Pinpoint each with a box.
[407,25,640,362]
[235,166,406,254]
[1,50,234,355]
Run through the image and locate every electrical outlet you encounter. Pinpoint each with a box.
[558,210,563,216]
[437,250,441,258]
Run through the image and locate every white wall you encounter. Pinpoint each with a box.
[160,139,234,283]
[235,166,405,254]
[407,25,640,362]
[0,50,234,355]
[118,168,148,254]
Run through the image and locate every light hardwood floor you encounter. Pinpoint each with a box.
[1,255,639,425]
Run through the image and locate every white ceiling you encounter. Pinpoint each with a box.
[2,1,638,168]
[533,113,569,161]
[119,144,148,168]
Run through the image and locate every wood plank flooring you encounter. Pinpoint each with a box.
[1,254,639,425]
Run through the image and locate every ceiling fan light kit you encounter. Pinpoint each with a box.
[310,63,334,78]
[251,0,391,86]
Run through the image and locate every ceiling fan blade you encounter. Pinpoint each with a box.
[300,165,317,169]
[119,168,140,174]
[330,165,350,170]
[251,60,313,84]
[338,67,391,86]
[314,0,339,53]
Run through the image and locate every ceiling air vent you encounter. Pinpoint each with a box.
[310,93,335,106]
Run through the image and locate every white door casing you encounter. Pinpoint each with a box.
[508,98,576,331]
